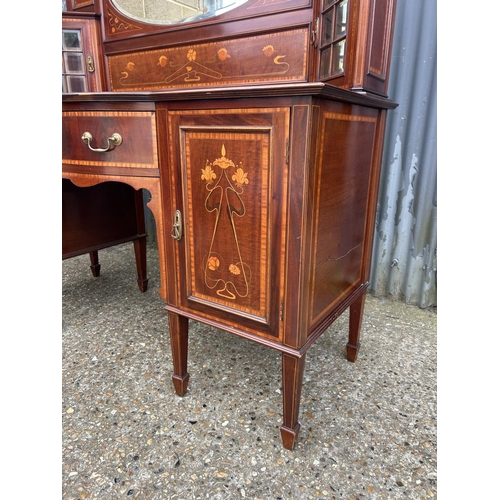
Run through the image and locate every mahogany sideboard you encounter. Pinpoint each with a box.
[62,0,398,449]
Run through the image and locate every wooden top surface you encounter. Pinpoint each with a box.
[62,82,398,109]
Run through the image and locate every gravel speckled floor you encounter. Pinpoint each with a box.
[62,242,437,499]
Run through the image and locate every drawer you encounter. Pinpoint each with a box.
[62,111,158,174]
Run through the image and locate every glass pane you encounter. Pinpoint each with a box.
[335,0,348,37]
[66,76,87,93]
[112,0,247,25]
[62,75,67,93]
[63,30,81,50]
[63,53,85,73]
[143,0,203,21]
[324,0,335,6]
[331,40,346,76]
[319,46,331,79]
[321,9,333,46]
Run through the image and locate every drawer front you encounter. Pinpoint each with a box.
[62,111,158,170]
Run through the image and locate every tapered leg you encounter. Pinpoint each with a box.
[133,189,148,292]
[280,352,306,450]
[133,238,149,292]
[347,293,366,362]
[168,312,190,396]
[89,251,100,277]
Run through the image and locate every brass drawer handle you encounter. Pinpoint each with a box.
[81,131,123,152]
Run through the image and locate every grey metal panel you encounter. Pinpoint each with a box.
[369,0,437,308]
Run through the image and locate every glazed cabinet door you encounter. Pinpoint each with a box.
[165,106,290,342]
[62,14,105,92]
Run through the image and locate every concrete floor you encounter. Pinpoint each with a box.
[62,242,437,499]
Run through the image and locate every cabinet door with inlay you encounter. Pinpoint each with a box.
[166,107,290,341]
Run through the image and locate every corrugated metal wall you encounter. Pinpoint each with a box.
[369,0,437,308]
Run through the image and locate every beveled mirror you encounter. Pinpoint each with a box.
[111,0,248,25]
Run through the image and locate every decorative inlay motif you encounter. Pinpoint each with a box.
[164,48,223,84]
[119,45,289,86]
[106,7,142,35]
[201,145,251,300]
[108,29,308,91]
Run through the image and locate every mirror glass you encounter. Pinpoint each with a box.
[112,0,248,25]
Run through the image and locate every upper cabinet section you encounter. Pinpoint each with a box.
[62,12,106,92]
[66,0,397,97]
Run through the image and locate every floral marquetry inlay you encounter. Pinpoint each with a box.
[108,29,308,91]
[106,7,143,35]
[201,145,251,301]
[178,119,279,326]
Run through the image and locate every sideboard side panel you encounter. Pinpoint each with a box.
[308,103,378,329]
